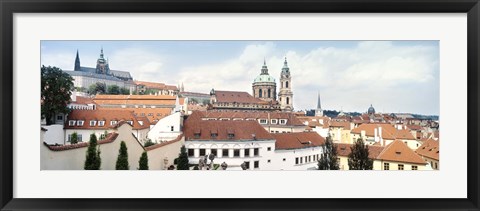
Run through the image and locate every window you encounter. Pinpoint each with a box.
[286,97,289,105]
[267,147,271,151]
[228,133,235,139]
[138,121,144,126]
[245,161,250,169]
[98,121,105,126]
[398,164,404,170]
[199,149,206,156]
[268,89,271,98]
[300,157,303,164]
[90,120,97,126]
[279,119,287,125]
[141,113,145,116]
[412,165,418,170]
[211,149,217,156]
[110,120,118,126]
[254,148,259,156]
[384,163,390,170]
[188,149,194,157]
[286,81,289,88]
[435,162,438,169]
[148,113,153,116]
[259,89,262,97]
[77,120,84,126]
[245,149,250,156]
[211,133,218,138]
[254,161,259,169]
[259,119,267,124]
[56,115,63,121]
[194,133,201,139]
[68,120,76,126]
[271,119,278,124]
[222,149,229,157]
[295,157,299,164]
[171,126,174,131]
[234,149,240,157]
[68,134,82,143]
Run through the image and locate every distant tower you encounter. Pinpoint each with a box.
[181,82,185,92]
[252,59,277,102]
[96,47,110,75]
[278,57,293,111]
[368,104,376,115]
[315,93,323,117]
[74,50,81,71]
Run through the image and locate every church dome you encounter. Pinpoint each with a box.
[368,104,375,114]
[253,74,276,83]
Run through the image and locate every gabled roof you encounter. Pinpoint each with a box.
[415,138,439,160]
[377,140,426,164]
[184,117,273,141]
[271,132,325,150]
[190,110,305,126]
[214,90,262,104]
[351,123,415,140]
[65,109,150,130]
[336,143,385,159]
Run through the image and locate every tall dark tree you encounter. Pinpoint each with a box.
[107,85,120,95]
[348,138,373,170]
[116,141,130,170]
[176,145,189,170]
[120,87,130,95]
[41,65,74,125]
[84,133,101,170]
[138,151,149,170]
[88,82,106,95]
[318,135,339,170]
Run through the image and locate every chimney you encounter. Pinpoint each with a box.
[379,127,383,146]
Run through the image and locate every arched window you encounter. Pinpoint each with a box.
[286,81,289,88]
[259,89,262,98]
[287,97,290,105]
[281,82,283,88]
[268,89,271,98]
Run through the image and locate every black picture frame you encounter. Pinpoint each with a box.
[1,0,479,210]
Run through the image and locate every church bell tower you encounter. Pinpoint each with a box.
[279,57,293,112]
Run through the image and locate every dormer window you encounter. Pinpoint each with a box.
[127,121,134,126]
[77,120,84,126]
[68,120,76,126]
[259,119,267,124]
[279,119,287,125]
[98,121,105,126]
[194,129,201,138]
[90,120,97,126]
[138,121,144,126]
[211,133,218,138]
[271,119,278,124]
[110,120,118,126]
[228,133,235,139]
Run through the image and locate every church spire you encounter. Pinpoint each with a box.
[315,92,323,117]
[74,49,81,71]
[261,58,269,75]
[281,57,290,75]
[100,47,104,59]
[317,92,322,109]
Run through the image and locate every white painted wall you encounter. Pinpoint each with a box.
[147,112,182,143]
[43,124,65,145]
[273,147,323,170]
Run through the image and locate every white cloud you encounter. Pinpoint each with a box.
[108,48,166,83]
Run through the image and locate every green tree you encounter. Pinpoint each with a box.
[70,132,79,144]
[88,82,106,95]
[120,87,130,95]
[176,145,189,170]
[318,135,339,170]
[348,138,373,170]
[107,85,120,95]
[84,133,101,170]
[115,141,130,170]
[138,151,149,170]
[41,65,74,125]
[144,138,155,147]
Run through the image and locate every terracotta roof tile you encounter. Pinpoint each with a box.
[214,90,262,104]
[44,133,118,151]
[65,109,150,130]
[351,123,415,140]
[271,132,325,150]
[336,143,385,159]
[184,117,273,141]
[415,138,439,160]
[189,110,304,126]
[145,134,184,151]
[97,107,172,123]
[377,140,426,164]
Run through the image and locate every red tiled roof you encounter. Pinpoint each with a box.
[184,117,273,141]
[214,90,262,104]
[415,138,439,160]
[73,96,95,104]
[190,110,305,126]
[377,140,426,164]
[271,132,325,150]
[44,133,118,151]
[406,124,423,131]
[351,123,415,140]
[336,143,385,159]
[93,95,177,106]
[329,121,352,130]
[65,109,150,130]
[97,107,172,123]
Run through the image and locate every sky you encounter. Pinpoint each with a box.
[41,40,439,115]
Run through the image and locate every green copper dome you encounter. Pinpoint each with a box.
[254,74,276,83]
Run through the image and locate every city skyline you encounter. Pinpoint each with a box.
[41,40,439,115]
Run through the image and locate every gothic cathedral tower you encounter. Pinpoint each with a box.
[315,93,323,117]
[74,50,81,71]
[279,57,293,112]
